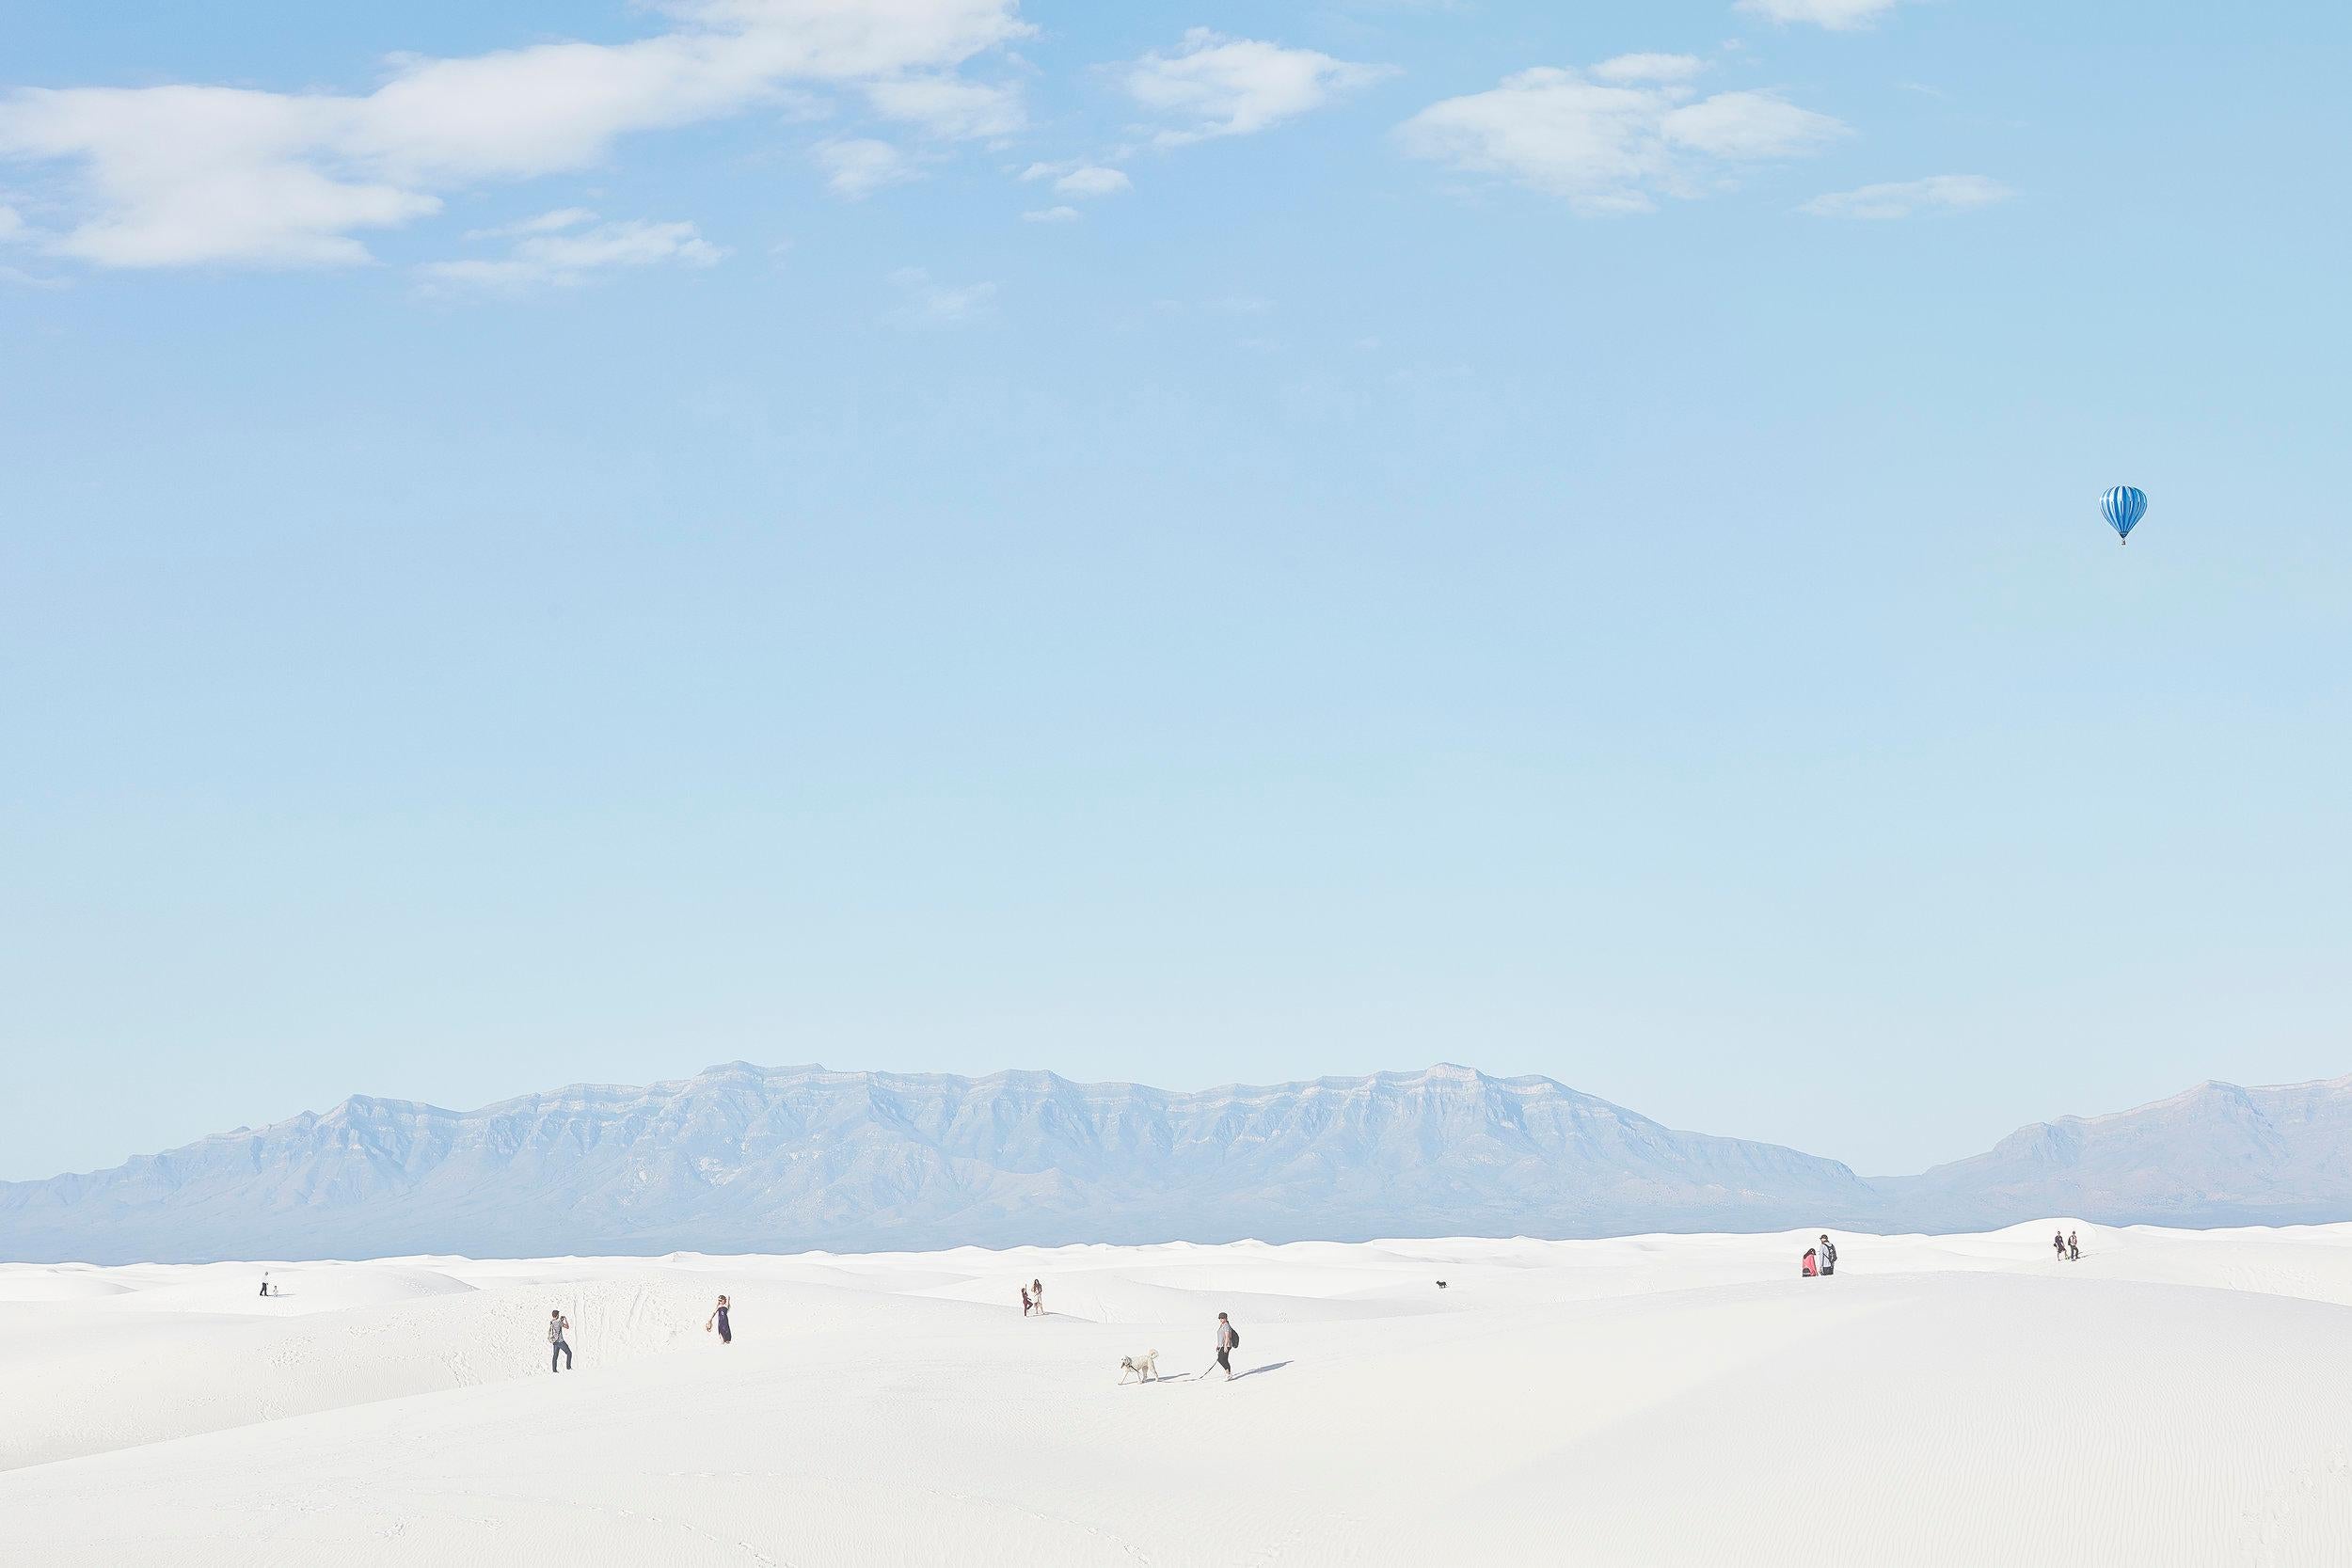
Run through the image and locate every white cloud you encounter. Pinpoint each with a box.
[1124,29,1394,146]
[0,0,1028,267]
[1661,90,1845,159]
[815,135,918,198]
[886,264,993,325]
[1395,63,1846,213]
[1736,0,1900,30]
[1801,173,2010,218]
[864,74,1024,139]
[419,216,723,290]
[1021,204,1078,222]
[1054,165,1129,198]
[0,206,63,285]
[1590,54,1708,85]
[462,206,596,241]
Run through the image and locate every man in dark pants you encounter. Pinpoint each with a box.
[549,1309,573,1371]
[1818,1235,1837,1276]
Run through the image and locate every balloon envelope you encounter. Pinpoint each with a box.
[2101,485,2148,541]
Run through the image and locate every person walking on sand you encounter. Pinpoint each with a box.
[1207,1312,1238,1381]
[548,1309,573,1372]
[706,1295,732,1345]
[1020,1284,1033,1316]
[2068,1230,2081,1262]
[2053,1231,2066,1262]
[1818,1235,1837,1277]
[1031,1278,1045,1317]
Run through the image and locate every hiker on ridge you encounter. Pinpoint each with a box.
[549,1308,573,1372]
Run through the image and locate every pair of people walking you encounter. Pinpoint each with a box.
[1020,1278,1045,1316]
[1803,1234,1838,1277]
[549,1295,736,1372]
[2053,1229,2081,1261]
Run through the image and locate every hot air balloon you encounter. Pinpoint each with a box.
[2101,485,2147,545]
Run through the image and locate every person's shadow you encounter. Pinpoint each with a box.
[1230,1361,1291,1382]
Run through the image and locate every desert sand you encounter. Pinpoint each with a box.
[5,1221,2350,1565]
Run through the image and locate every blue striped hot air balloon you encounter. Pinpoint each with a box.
[2101,485,2148,545]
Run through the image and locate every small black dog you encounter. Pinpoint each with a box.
[1435,1280,1448,1290]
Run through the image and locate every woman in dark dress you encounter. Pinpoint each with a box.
[706,1294,732,1344]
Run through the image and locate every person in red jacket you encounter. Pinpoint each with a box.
[1802,1247,1819,1278]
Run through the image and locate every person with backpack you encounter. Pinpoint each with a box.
[548,1308,573,1372]
[1209,1312,1239,1381]
[1818,1235,1837,1277]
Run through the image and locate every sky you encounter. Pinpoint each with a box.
[3,0,2348,1185]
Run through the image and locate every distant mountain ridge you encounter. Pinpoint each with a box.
[1870,1074,2352,1230]
[3,1063,2348,1263]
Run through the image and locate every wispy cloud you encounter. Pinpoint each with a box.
[1396,56,1846,213]
[1735,0,1901,31]
[815,136,918,198]
[0,203,65,286]
[1591,54,1708,85]
[461,206,596,242]
[1124,29,1394,146]
[419,216,723,291]
[0,0,1030,267]
[1054,165,1130,198]
[1021,204,1078,222]
[1801,174,2010,219]
[864,73,1024,140]
[886,264,994,326]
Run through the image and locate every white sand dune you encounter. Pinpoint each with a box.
[5,1222,2350,1564]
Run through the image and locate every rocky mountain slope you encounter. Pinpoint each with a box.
[8,1063,2348,1262]
[0,1063,1876,1262]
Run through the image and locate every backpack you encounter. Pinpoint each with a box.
[1227,1326,1240,1349]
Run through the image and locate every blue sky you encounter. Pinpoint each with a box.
[4,0,2348,1183]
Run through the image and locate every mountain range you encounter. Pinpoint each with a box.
[4,1063,2348,1263]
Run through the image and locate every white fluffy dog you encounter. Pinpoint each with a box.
[1118,1349,1160,1385]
